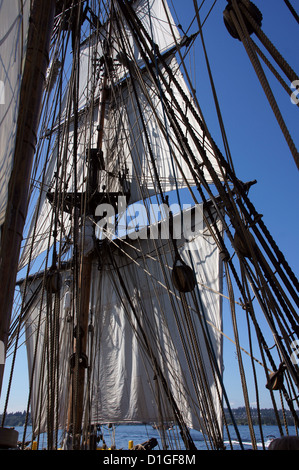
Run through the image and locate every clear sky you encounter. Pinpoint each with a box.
[1,0,298,413]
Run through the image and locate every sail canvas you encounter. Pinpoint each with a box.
[21,204,223,438]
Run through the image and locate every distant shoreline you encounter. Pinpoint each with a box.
[224,407,296,426]
[0,407,297,427]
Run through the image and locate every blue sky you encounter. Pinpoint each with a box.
[1,0,298,413]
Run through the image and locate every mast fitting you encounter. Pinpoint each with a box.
[223,1,263,40]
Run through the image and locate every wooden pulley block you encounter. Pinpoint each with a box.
[45,270,61,293]
[223,1,263,40]
[266,363,285,391]
[172,259,196,293]
[234,229,256,258]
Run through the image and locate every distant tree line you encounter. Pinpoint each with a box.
[225,407,297,426]
[0,411,31,427]
[1,408,297,427]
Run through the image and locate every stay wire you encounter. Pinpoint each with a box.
[283,0,299,25]
[147,0,182,210]
[193,0,235,173]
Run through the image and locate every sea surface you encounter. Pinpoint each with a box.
[12,424,297,451]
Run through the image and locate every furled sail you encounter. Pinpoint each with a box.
[0,0,30,226]
[21,204,223,440]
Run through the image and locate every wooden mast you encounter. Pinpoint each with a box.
[0,0,56,400]
[67,6,113,450]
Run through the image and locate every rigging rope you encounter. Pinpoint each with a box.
[193,0,236,173]
[283,0,299,25]
[107,246,197,450]
[229,0,299,170]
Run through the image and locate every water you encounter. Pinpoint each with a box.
[13,424,297,451]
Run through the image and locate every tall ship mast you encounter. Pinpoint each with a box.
[0,0,298,451]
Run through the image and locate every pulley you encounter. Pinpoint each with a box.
[234,229,256,259]
[45,270,61,293]
[223,0,263,40]
[70,352,88,371]
[266,363,286,391]
[172,258,196,293]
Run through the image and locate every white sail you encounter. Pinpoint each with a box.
[19,1,222,436]
[0,0,30,226]
[89,205,223,432]
[66,0,182,113]
[22,272,73,433]
[22,204,223,437]
[106,55,222,204]
[18,112,94,270]
[19,0,181,268]
[18,0,222,270]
